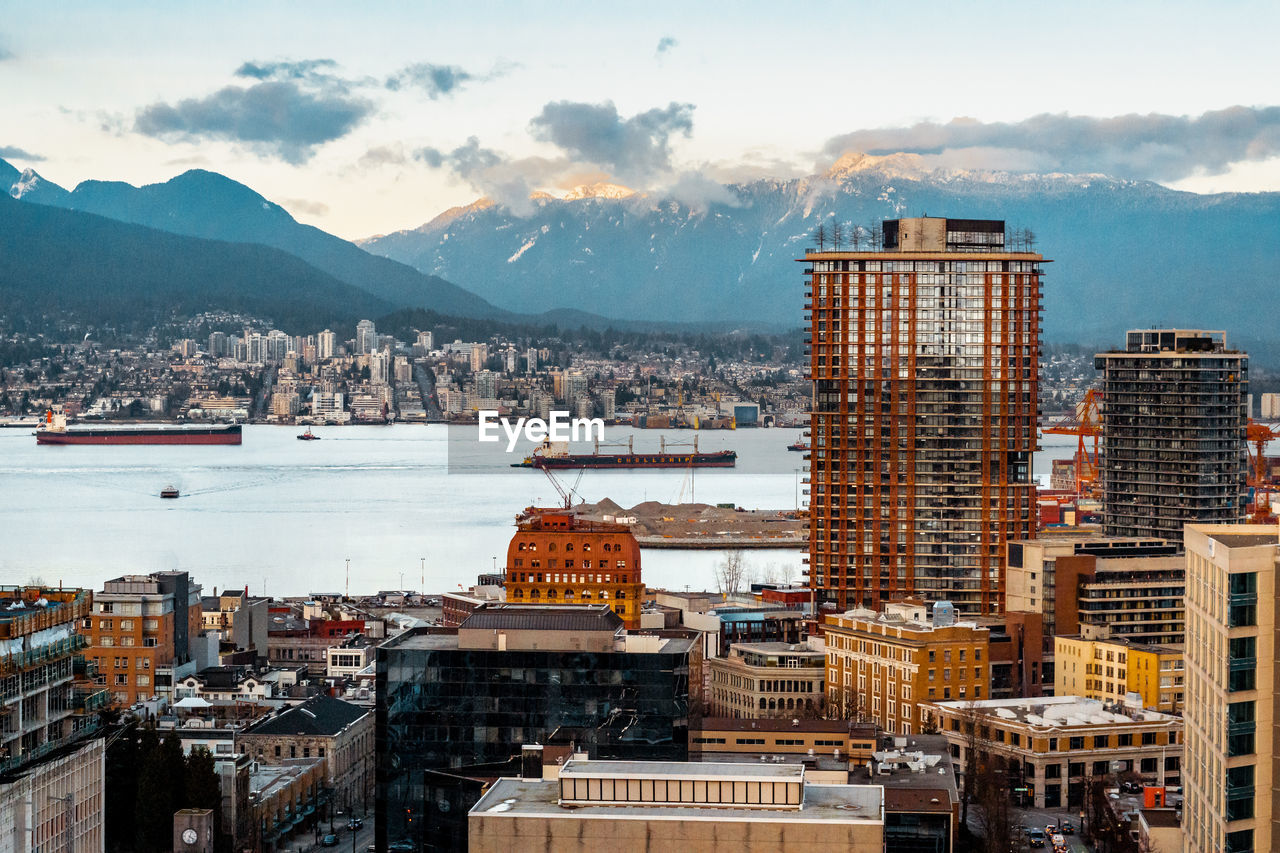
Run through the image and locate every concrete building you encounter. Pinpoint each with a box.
[355,319,377,355]
[316,329,337,359]
[468,760,885,853]
[0,586,108,853]
[804,217,1043,614]
[707,642,825,719]
[1182,524,1277,853]
[1096,329,1249,542]
[504,509,645,628]
[1260,392,1280,420]
[928,695,1182,811]
[200,588,269,660]
[238,694,373,817]
[375,606,696,850]
[1054,636,1184,714]
[1006,536,1184,691]
[86,571,202,705]
[824,601,991,735]
[692,718,877,763]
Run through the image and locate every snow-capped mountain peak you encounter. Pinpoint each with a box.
[560,182,637,201]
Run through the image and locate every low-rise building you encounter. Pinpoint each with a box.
[927,695,1182,811]
[707,641,825,719]
[1054,636,1184,713]
[175,665,277,702]
[824,601,990,735]
[692,718,875,763]
[238,694,373,816]
[468,760,885,853]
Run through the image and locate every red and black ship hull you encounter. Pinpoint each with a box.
[36,424,242,446]
[523,450,736,469]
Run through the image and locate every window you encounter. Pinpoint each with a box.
[1069,737,1084,750]
[274,746,281,757]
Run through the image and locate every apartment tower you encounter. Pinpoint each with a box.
[1095,329,1248,543]
[804,217,1043,614]
[1182,524,1278,853]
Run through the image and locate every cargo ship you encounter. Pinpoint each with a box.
[513,436,736,469]
[36,409,242,446]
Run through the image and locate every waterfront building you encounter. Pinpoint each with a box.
[707,641,825,719]
[1182,524,1278,853]
[927,695,1182,811]
[86,571,203,706]
[1054,635,1183,713]
[0,585,109,853]
[823,601,991,735]
[374,605,695,850]
[1095,329,1249,542]
[804,216,1043,614]
[504,508,645,628]
[468,759,885,853]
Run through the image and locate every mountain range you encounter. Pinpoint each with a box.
[0,192,391,333]
[6,153,1280,358]
[359,152,1280,351]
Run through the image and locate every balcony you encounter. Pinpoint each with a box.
[73,686,111,713]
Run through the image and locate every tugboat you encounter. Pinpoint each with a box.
[160,485,180,499]
[297,427,320,441]
[787,441,809,451]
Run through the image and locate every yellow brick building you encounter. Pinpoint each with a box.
[824,601,990,736]
[1054,636,1183,713]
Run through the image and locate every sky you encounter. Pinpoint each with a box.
[2,0,1279,239]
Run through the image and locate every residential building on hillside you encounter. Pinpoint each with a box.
[804,217,1043,614]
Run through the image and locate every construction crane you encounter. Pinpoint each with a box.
[1246,421,1279,523]
[1043,388,1103,499]
[541,465,584,509]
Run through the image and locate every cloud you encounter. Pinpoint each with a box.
[357,145,409,168]
[529,100,694,184]
[235,59,339,81]
[655,36,678,57]
[386,63,473,98]
[657,171,741,212]
[415,137,572,216]
[820,106,1280,181]
[134,61,375,164]
[0,145,44,161]
[280,197,330,217]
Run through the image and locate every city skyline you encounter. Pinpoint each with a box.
[2,1,1279,238]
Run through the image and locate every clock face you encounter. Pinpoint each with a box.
[182,828,198,845]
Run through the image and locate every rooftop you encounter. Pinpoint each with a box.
[697,717,858,734]
[561,759,802,782]
[1210,533,1278,549]
[459,604,624,633]
[471,776,883,824]
[242,694,368,737]
[931,696,1180,728]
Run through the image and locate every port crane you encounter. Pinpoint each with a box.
[1042,388,1103,499]
[1246,421,1279,523]
[541,465,585,509]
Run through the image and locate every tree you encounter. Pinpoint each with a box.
[715,550,747,595]
[813,223,827,251]
[105,722,141,852]
[134,728,171,853]
[973,747,1017,853]
[831,220,844,250]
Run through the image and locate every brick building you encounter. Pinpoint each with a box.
[86,571,202,705]
[504,508,645,628]
[238,694,373,815]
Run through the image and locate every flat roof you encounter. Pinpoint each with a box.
[381,628,693,655]
[1210,533,1278,549]
[561,760,803,782]
[930,696,1179,727]
[471,777,883,824]
[697,718,856,734]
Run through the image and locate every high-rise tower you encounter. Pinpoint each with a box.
[1095,329,1248,542]
[804,217,1043,614]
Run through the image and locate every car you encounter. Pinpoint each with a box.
[388,842,416,852]
[1026,828,1047,849]
[320,835,339,847]
[347,817,364,830]
[1059,819,1075,834]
